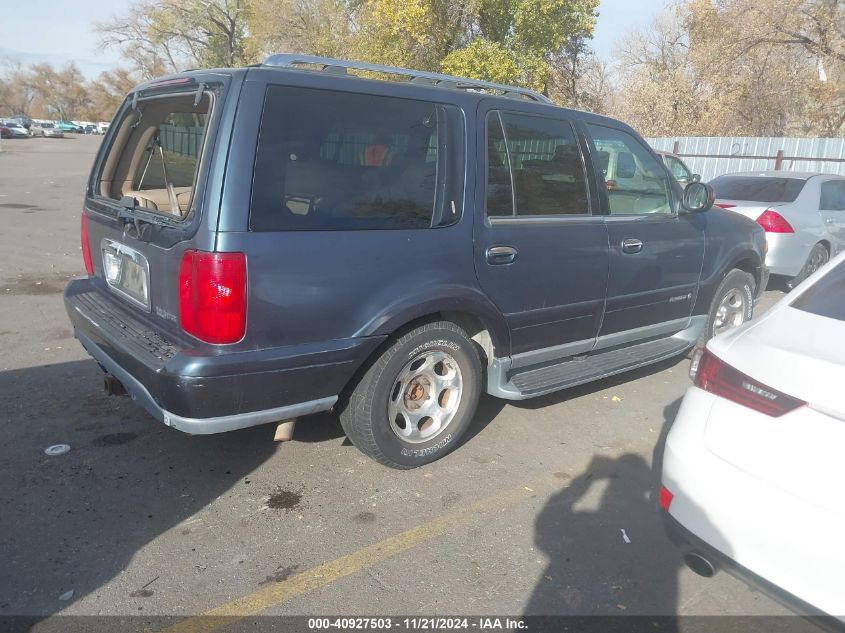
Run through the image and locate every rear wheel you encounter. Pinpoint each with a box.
[339,321,482,469]
[788,243,828,289]
[702,269,755,342]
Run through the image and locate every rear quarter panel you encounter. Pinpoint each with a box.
[216,69,509,356]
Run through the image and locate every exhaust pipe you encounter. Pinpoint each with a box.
[103,374,127,397]
[684,552,716,578]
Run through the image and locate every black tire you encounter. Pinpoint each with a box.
[788,243,829,290]
[701,269,755,344]
[339,321,482,469]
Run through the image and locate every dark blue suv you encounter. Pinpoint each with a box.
[65,55,768,468]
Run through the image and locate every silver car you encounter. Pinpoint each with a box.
[1,121,30,138]
[710,172,845,287]
[32,122,64,138]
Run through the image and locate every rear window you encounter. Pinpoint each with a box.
[250,85,463,231]
[791,258,845,322]
[710,176,806,203]
[95,92,212,219]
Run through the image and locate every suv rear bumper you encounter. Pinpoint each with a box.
[65,278,384,434]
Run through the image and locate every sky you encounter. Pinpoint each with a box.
[0,0,668,79]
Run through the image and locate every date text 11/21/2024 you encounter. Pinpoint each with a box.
[307,617,528,631]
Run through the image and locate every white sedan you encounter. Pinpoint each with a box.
[660,249,845,619]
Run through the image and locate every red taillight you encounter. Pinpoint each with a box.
[81,212,94,276]
[658,486,674,512]
[178,250,247,344]
[713,202,735,209]
[756,209,794,233]
[692,348,805,417]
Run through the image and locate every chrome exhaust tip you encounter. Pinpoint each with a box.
[684,552,716,578]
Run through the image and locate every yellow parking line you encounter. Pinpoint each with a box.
[159,473,562,633]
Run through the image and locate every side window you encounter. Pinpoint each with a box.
[820,181,845,211]
[251,86,460,231]
[586,124,672,216]
[485,112,513,216]
[665,156,691,183]
[485,112,589,217]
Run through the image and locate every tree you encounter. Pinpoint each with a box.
[246,0,358,60]
[686,0,845,136]
[84,69,138,121]
[0,60,38,117]
[97,0,255,78]
[26,63,91,121]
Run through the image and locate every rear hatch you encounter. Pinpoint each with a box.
[80,74,230,345]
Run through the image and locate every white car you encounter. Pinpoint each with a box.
[711,172,845,288]
[660,249,845,619]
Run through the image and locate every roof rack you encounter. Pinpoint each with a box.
[262,53,553,104]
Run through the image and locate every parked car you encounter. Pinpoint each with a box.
[64,55,767,468]
[0,121,30,138]
[656,150,700,186]
[660,249,845,620]
[0,125,11,139]
[710,172,845,288]
[84,124,99,135]
[97,121,110,134]
[55,120,83,133]
[31,122,64,138]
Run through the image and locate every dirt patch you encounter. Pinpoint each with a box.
[0,203,39,210]
[266,488,302,511]
[92,433,138,447]
[2,272,76,296]
[259,564,299,585]
[352,511,376,524]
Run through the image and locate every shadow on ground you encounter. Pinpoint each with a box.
[0,359,281,618]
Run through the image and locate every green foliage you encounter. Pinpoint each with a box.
[441,39,547,91]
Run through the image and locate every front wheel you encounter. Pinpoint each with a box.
[702,269,755,343]
[339,321,482,469]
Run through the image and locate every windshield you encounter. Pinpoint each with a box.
[791,258,845,322]
[710,176,806,203]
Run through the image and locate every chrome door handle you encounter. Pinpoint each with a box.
[621,238,643,254]
[486,245,518,264]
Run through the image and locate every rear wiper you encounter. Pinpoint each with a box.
[117,196,183,235]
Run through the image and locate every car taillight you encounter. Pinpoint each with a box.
[692,347,805,417]
[81,212,94,276]
[658,486,674,511]
[713,202,735,209]
[756,209,794,233]
[178,250,247,344]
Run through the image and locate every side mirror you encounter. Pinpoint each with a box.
[682,182,714,213]
[692,173,701,183]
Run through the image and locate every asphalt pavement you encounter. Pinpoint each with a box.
[0,135,797,630]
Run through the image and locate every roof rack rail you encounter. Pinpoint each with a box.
[262,53,553,104]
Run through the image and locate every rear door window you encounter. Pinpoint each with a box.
[484,111,589,217]
[250,86,462,231]
[820,180,845,211]
[96,93,212,218]
[710,176,806,203]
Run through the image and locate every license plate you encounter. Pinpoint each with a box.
[101,239,150,311]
